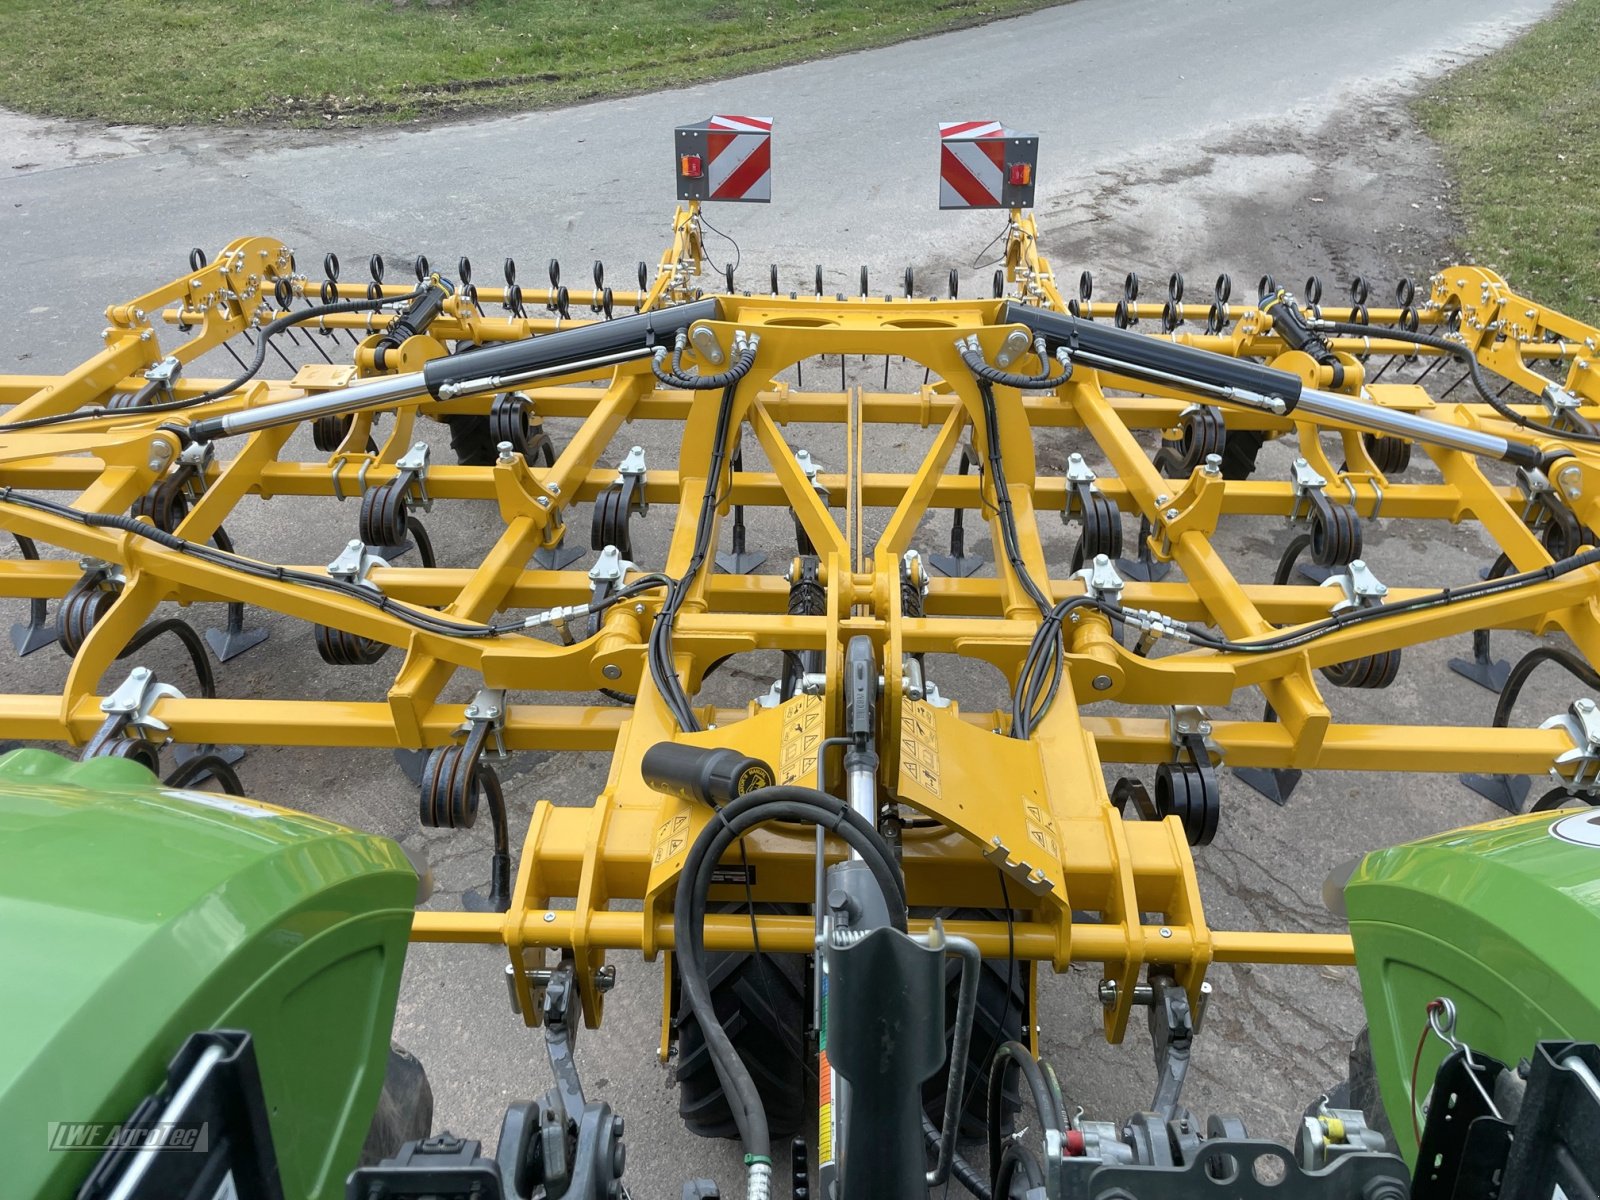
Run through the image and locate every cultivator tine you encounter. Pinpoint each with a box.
[1449,628,1513,693]
[8,534,56,656]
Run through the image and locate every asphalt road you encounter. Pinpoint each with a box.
[0,0,1570,1196]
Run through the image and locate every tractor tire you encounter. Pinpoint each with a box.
[1321,1027,1398,1155]
[1220,430,1267,480]
[918,907,1027,1141]
[673,904,811,1140]
[442,414,498,467]
[360,1044,434,1165]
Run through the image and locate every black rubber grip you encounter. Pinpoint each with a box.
[640,742,775,809]
[998,300,1303,412]
[422,298,721,397]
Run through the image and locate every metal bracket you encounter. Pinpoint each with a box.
[1289,456,1329,523]
[1321,559,1388,613]
[588,544,637,585]
[1169,706,1221,766]
[326,539,391,591]
[100,666,185,738]
[1075,553,1125,604]
[394,441,434,513]
[1541,697,1600,793]
[457,686,510,760]
[795,447,822,487]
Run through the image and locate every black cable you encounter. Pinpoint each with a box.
[1313,318,1600,447]
[959,339,1072,391]
[653,336,758,391]
[0,289,424,432]
[697,211,742,280]
[986,1039,1061,1198]
[673,786,906,1171]
[923,1115,991,1200]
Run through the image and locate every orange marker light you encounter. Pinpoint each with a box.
[680,155,703,179]
[1008,162,1031,186]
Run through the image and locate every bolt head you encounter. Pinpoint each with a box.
[536,496,551,507]
[1579,699,1596,712]
[1155,494,1169,505]
[542,911,557,923]
[602,663,622,680]
[1092,674,1113,691]
[1160,927,1172,939]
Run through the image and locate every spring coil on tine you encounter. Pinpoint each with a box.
[315,623,388,666]
[57,576,117,658]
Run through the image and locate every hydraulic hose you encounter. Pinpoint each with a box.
[673,786,906,1197]
[1312,317,1600,449]
[0,290,426,433]
[957,335,1072,390]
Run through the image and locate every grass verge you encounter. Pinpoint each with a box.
[1415,0,1600,320]
[0,0,1064,128]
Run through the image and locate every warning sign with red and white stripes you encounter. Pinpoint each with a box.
[675,115,773,203]
[939,120,1038,211]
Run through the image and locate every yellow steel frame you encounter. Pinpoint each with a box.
[4,203,1600,1045]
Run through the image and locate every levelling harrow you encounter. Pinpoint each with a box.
[3,121,1600,1200]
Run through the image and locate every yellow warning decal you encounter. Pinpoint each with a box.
[779,693,824,785]
[899,700,941,797]
[652,812,690,866]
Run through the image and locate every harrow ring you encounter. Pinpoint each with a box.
[1154,759,1220,847]
[419,741,486,829]
[489,392,555,466]
[131,476,191,534]
[314,623,389,666]
[57,576,117,658]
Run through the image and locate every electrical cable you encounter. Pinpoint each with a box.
[0,289,426,432]
[1313,318,1600,447]
[697,211,742,280]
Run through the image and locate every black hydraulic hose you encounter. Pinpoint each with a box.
[922,1115,992,1200]
[1313,318,1600,447]
[0,290,425,432]
[673,787,906,1173]
[652,338,758,390]
[958,336,1072,391]
[995,1143,1044,1198]
[985,1041,1062,1197]
[1195,544,1600,654]
[647,384,739,731]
